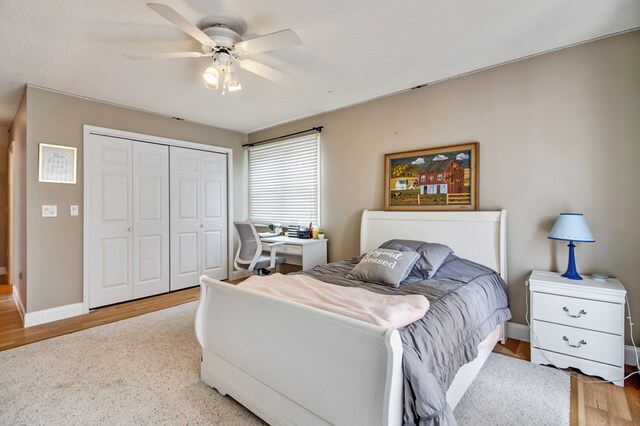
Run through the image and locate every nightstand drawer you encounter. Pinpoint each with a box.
[532,292,622,334]
[532,320,623,367]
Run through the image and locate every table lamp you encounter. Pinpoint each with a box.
[548,213,595,280]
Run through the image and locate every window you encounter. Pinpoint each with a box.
[248,134,320,227]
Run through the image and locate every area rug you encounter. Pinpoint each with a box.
[454,352,570,425]
[0,302,569,425]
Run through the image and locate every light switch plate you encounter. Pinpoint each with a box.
[70,205,79,216]
[42,205,57,217]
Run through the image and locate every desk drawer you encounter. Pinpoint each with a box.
[532,320,623,367]
[278,244,302,255]
[532,292,622,335]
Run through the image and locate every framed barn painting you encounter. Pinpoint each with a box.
[384,142,478,211]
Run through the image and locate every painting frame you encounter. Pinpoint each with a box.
[384,142,479,211]
[38,143,77,184]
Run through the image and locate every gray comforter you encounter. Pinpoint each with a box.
[297,254,512,426]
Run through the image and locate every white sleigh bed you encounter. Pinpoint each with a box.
[195,209,507,425]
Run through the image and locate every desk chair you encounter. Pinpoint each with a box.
[234,222,286,275]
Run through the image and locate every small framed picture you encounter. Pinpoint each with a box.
[39,143,77,184]
[384,142,479,211]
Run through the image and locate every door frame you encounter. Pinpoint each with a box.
[7,141,16,287]
[82,125,234,314]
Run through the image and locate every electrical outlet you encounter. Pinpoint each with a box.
[70,205,79,216]
[42,205,57,217]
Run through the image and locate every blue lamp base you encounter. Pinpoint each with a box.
[562,241,583,280]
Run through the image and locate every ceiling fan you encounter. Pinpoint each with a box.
[127,3,302,94]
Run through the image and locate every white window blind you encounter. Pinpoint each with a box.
[249,134,320,227]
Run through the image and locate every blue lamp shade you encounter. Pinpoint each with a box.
[548,213,595,242]
[548,213,595,280]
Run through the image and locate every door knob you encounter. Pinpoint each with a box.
[128,227,132,232]
[200,224,204,228]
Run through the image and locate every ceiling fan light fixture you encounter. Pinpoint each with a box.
[202,49,243,94]
[228,83,242,93]
[204,81,219,91]
[225,64,240,88]
[203,65,219,87]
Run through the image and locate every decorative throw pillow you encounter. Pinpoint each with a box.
[346,248,420,288]
[379,239,453,279]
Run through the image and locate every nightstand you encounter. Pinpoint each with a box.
[528,270,627,386]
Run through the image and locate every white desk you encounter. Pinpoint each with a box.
[261,236,328,270]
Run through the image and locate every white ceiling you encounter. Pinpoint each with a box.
[0,0,638,133]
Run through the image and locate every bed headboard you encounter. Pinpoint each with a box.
[360,210,507,280]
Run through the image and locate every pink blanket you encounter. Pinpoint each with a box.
[238,273,429,329]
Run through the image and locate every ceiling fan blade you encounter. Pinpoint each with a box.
[237,59,294,87]
[147,3,215,48]
[234,29,301,56]
[125,52,209,59]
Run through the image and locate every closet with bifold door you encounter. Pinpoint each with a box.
[85,132,227,309]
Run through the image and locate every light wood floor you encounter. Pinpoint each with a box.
[0,283,200,351]
[0,283,638,425]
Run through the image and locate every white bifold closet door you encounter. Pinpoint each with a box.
[88,134,169,308]
[132,142,170,299]
[170,146,227,290]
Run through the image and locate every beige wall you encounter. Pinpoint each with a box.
[24,86,247,312]
[250,31,640,342]
[8,91,27,310]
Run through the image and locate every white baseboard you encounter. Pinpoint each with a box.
[625,345,640,368]
[506,321,640,367]
[0,266,7,275]
[24,302,84,327]
[506,321,530,342]
[12,287,25,324]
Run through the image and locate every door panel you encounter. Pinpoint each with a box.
[170,147,202,290]
[204,180,222,218]
[133,142,169,299]
[178,232,199,275]
[201,152,227,280]
[102,237,130,287]
[102,174,129,221]
[138,176,162,220]
[178,179,198,219]
[203,158,222,174]
[102,147,129,165]
[178,156,198,171]
[204,230,222,270]
[137,235,162,282]
[88,135,133,308]
[170,147,227,289]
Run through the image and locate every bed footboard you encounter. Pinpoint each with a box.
[195,276,404,426]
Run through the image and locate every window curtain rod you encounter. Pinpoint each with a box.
[243,126,323,148]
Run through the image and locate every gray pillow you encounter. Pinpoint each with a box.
[379,239,453,279]
[347,248,420,288]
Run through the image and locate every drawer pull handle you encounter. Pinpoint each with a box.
[562,336,587,348]
[562,307,587,318]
